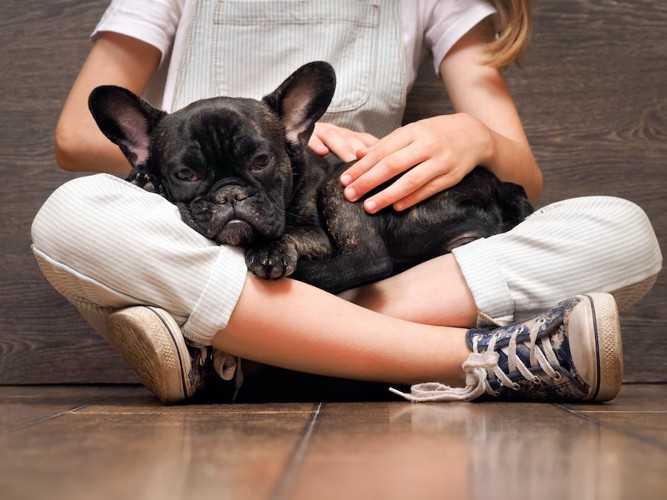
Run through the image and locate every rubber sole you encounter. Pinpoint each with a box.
[581,293,624,402]
[105,306,192,404]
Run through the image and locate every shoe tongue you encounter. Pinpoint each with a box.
[467,319,575,382]
[467,314,566,353]
[466,324,533,352]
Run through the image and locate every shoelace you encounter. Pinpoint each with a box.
[390,320,563,402]
[193,346,239,380]
[193,346,245,399]
[213,351,245,401]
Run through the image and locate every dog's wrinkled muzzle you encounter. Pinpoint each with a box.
[186,182,285,247]
[211,183,252,205]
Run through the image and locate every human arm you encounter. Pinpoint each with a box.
[338,19,543,212]
[54,32,161,174]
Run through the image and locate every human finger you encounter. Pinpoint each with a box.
[339,128,412,186]
[308,134,330,156]
[360,158,451,213]
[318,126,378,163]
[391,171,462,211]
[343,141,428,204]
[328,133,371,163]
[357,132,380,149]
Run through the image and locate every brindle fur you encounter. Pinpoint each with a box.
[89,62,533,294]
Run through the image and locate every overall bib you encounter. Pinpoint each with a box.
[172,0,406,137]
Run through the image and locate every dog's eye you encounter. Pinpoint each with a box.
[251,153,274,171]
[174,168,200,182]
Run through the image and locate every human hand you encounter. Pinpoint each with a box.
[339,114,492,213]
[309,122,379,163]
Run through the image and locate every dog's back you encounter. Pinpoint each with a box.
[296,162,533,292]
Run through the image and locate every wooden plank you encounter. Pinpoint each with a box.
[2,385,666,500]
[0,0,138,383]
[0,385,147,434]
[286,394,667,499]
[0,386,314,500]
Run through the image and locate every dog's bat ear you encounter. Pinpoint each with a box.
[88,85,166,170]
[262,61,336,150]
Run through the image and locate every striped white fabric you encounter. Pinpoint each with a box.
[32,175,246,345]
[452,196,663,326]
[93,0,498,112]
[173,0,407,137]
[32,175,662,341]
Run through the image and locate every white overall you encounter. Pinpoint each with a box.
[32,0,662,355]
[172,0,406,137]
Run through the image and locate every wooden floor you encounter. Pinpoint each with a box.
[1,384,666,500]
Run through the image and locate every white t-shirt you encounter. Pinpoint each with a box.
[93,0,496,109]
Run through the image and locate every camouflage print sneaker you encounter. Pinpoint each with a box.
[105,306,240,404]
[392,293,623,403]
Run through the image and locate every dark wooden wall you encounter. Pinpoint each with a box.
[1,1,665,385]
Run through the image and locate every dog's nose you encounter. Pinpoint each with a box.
[214,186,249,204]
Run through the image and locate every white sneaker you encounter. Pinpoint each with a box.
[105,306,209,403]
[392,293,623,403]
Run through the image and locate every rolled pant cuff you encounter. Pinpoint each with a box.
[181,246,248,345]
[451,238,514,327]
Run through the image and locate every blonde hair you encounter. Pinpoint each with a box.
[486,0,532,68]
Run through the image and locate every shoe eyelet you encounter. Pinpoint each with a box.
[553,372,564,382]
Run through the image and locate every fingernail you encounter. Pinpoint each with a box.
[340,173,352,186]
[365,199,377,213]
[345,186,357,201]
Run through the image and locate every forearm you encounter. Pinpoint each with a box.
[474,113,543,204]
[54,32,160,174]
[55,113,132,175]
[441,18,542,204]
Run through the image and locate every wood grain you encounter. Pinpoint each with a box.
[1,0,665,384]
[0,0,138,383]
[2,385,666,500]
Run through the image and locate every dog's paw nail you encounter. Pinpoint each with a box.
[268,268,283,280]
[254,268,268,279]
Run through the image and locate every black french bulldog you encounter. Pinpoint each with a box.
[88,61,533,294]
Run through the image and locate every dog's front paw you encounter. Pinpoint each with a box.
[245,240,298,280]
[126,171,162,194]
